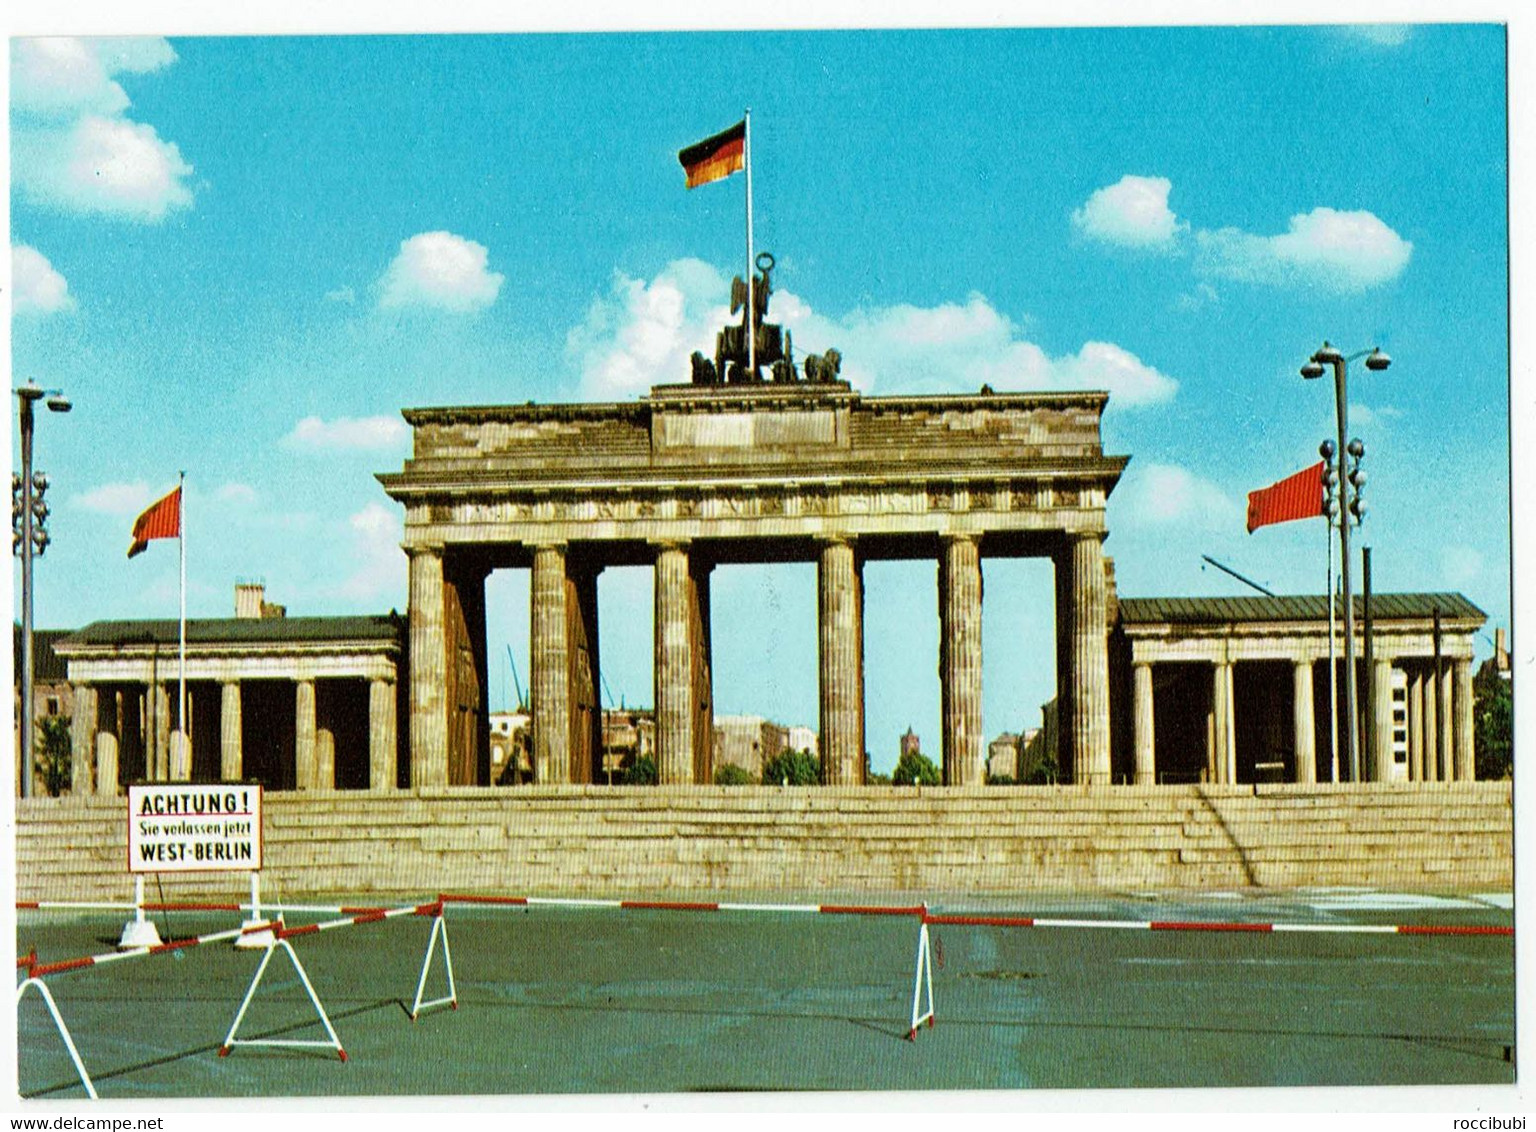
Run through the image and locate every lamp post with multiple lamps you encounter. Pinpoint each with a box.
[14,381,71,799]
[1300,342,1389,783]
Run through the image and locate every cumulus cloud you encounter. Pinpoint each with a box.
[11,36,176,118]
[15,116,194,222]
[12,245,74,315]
[377,231,504,312]
[1071,175,1186,250]
[338,502,405,600]
[1074,173,1413,295]
[72,481,152,516]
[1113,463,1242,529]
[567,258,733,399]
[1196,207,1412,293]
[569,260,1178,406]
[12,37,192,222]
[284,414,410,451]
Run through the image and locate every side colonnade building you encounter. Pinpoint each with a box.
[1109,594,1484,786]
[54,585,404,795]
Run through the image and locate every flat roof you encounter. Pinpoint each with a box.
[1117,593,1485,626]
[57,616,403,650]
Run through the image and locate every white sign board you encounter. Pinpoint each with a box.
[128,785,263,873]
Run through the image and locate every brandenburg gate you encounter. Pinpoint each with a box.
[379,257,1128,789]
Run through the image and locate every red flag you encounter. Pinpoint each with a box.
[127,486,181,558]
[1246,462,1324,534]
[678,120,745,189]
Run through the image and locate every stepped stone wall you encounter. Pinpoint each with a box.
[16,782,1511,904]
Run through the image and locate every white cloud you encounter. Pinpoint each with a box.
[284,414,410,451]
[72,480,152,516]
[1113,463,1241,529]
[568,258,732,399]
[338,502,405,600]
[15,115,194,222]
[1441,546,1484,588]
[377,231,504,312]
[1196,207,1412,293]
[11,38,191,222]
[12,245,74,315]
[325,285,356,304]
[569,260,1178,406]
[1071,175,1186,250]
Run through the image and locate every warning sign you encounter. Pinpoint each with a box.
[127,785,263,873]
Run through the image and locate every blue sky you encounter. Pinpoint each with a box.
[9,23,1511,773]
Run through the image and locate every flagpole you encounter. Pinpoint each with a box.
[178,470,186,780]
[744,107,755,379]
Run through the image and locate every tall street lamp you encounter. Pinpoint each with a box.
[14,381,71,799]
[1300,342,1389,783]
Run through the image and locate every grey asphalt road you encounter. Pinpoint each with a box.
[15,890,1515,1099]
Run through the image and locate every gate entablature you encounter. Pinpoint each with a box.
[380,386,1128,549]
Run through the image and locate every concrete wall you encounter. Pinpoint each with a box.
[16,782,1510,904]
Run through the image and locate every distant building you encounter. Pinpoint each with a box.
[784,725,817,759]
[986,732,1020,780]
[489,710,530,784]
[899,727,921,759]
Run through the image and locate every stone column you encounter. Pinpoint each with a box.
[1423,664,1440,782]
[819,536,866,786]
[654,542,694,785]
[938,535,983,787]
[1408,670,1424,782]
[316,727,336,791]
[408,546,449,788]
[95,732,119,797]
[1212,661,1233,785]
[369,677,398,790]
[1437,659,1454,781]
[1371,659,1394,783]
[530,543,572,784]
[151,684,171,782]
[294,678,317,790]
[1069,534,1112,784]
[1293,659,1316,785]
[70,684,98,794]
[220,681,242,782]
[688,558,715,785]
[1053,549,1075,782]
[1454,659,1475,782]
[1132,661,1155,786]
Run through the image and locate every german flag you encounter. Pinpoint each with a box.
[1246,462,1324,534]
[678,120,745,189]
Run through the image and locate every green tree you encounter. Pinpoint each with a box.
[620,754,658,785]
[1474,676,1513,781]
[713,763,753,786]
[35,715,72,797]
[762,748,820,785]
[892,749,940,786]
